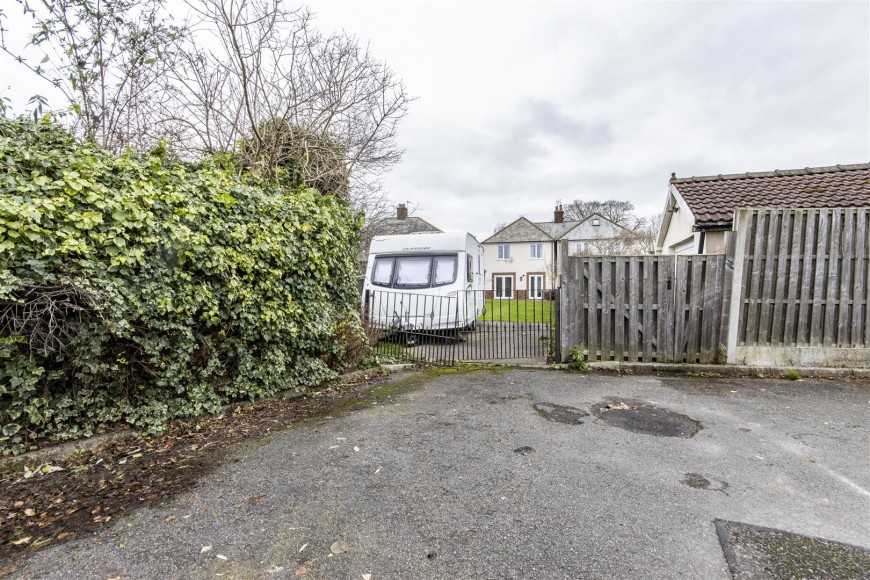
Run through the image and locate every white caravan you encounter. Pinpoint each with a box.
[362,232,485,338]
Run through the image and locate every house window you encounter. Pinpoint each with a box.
[494,274,513,299]
[497,244,511,260]
[530,243,543,259]
[571,241,585,254]
[528,274,544,299]
[592,219,600,227]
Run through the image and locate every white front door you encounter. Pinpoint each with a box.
[528,274,544,299]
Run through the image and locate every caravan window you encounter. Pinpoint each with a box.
[395,256,432,287]
[434,255,457,286]
[375,253,460,289]
[467,255,473,283]
[372,257,394,286]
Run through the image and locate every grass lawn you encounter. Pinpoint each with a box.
[478,299,554,323]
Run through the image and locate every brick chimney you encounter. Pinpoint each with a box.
[554,204,564,224]
[397,203,408,220]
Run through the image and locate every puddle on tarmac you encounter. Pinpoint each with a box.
[532,403,588,425]
[592,398,701,438]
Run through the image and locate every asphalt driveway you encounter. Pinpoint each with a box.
[10,369,870,579]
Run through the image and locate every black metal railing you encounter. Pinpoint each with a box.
[362,289,559,364]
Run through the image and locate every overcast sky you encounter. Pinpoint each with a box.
[2,1,868,241]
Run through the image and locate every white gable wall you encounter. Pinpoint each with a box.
[563,215,628,254]
[658,188,699,255]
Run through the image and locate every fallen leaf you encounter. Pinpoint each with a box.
[32,537,54,548]
[200,545,212,554]
[216,554,228,560]
[11,536,32,546]
[165,515,176,522]
[330,541,349,554]
[809,456,817,463]
[295,566,309,576]
[57,532,71,540]
[13,501,24,508]
[24,509,36,517]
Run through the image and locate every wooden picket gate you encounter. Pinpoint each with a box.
[560,254,731,363]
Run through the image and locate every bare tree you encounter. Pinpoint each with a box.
[160,1,410,202]
[1,0,187,151]
[2,0,412,222]
[629,213,661,254]
[563,199,637,228]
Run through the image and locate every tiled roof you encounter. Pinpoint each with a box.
[377,216,442,235]
[483,218,551,243]
[672,163,870,227]
[533,221,583,239]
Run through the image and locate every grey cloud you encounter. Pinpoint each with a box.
[492,100,614,168]
[327,1,867,238]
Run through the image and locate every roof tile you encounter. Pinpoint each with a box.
[672,163,870,227]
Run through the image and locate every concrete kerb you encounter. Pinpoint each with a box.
[0,364,416,470]
[431,360,870,380]
[586,361,870,380]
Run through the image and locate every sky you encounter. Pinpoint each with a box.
[2,1,868,242]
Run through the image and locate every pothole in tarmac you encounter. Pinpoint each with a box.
[592,398,701,438]
[532,402,588,425]
[681,472,730,494]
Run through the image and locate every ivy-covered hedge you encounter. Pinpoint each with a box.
[0,117,363,454]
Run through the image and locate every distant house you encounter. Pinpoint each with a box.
[481,205,630,299]
[358,204,443,278]
[656,163,870,255]
[374,203,443,236]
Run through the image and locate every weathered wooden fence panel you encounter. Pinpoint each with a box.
[673,254,728,363]
[561,207,868,368]
[727,208,870,366]
[560,254,727,363]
